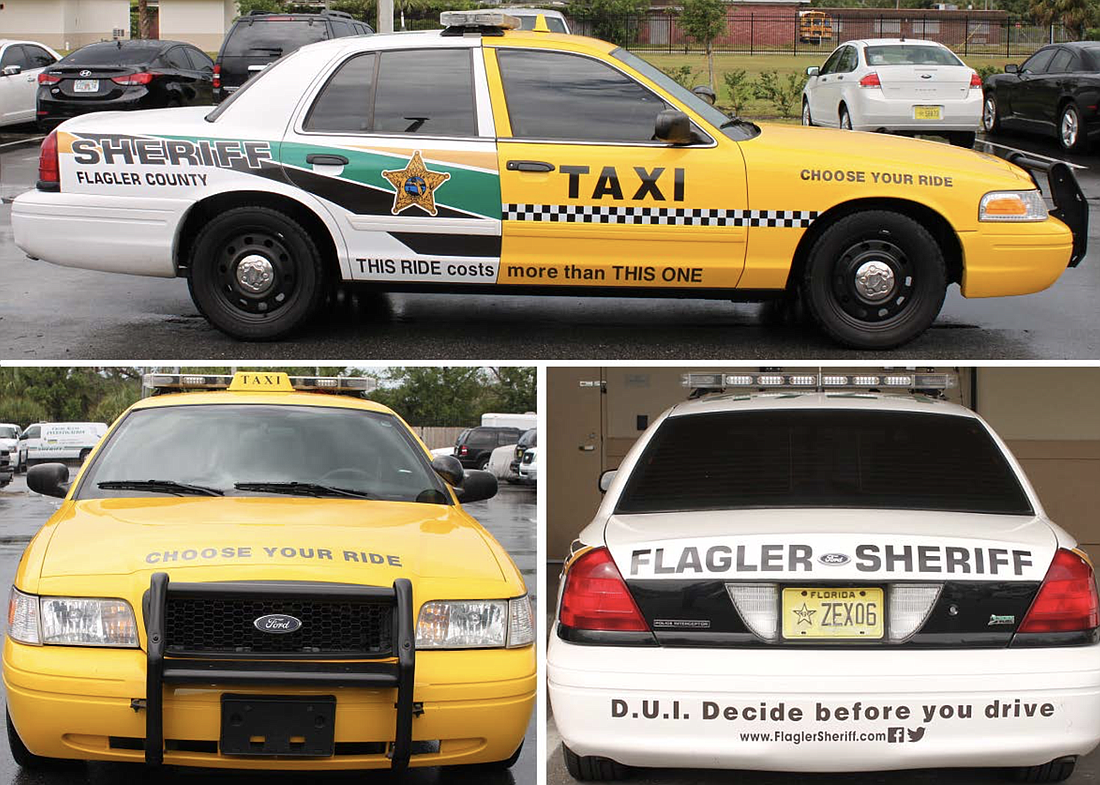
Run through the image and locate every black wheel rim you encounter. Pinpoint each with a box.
[830,238,915,325]
[213,229,298,318]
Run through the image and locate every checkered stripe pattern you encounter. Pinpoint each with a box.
[501,204,817,228]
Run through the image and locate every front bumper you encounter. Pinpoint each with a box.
[548,635,1100,772]
[5,575,535,770]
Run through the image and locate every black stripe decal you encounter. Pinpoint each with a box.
[388,232,501,258]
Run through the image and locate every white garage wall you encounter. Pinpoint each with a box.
[158,0,236,51]
[0,0,129,50]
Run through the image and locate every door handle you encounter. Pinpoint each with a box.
[507,160,555,172]
[579,445,595,451]
[306,153,349,166]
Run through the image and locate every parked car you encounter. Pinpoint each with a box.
[510,428,537,482]
[0,40,60,127]
[0,448,12,488]
[0,423,19,461]
[454,426,523,470]
[983,42,1100,153]
[214,9,372,103]
[497,8,570,33]
[16,422,107,472]
[803,38,982,147]
[488,443,520,481]
[36,40,214,129]
[518,446,537,484]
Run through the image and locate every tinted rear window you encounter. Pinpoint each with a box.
[864,45,963,66]
[616,409,1032,515]
[223,18,328,57]
[62,44,159,67]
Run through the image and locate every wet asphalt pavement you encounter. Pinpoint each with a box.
[2,131,1099,360]
[0,473,536,785]
[542,572,1100,785]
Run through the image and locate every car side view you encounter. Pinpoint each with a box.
[983,41,1100,153]
[0,40,60,127]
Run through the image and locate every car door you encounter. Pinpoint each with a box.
[183,46,215,104]
[281,42,503,288]
[1039,48,1076,131]
[0,44,35,125]
[17,44,56,122]
[831,45,860,123]
[488,44,750,291]
[161,46,201,105]
[1010,47,1056,128]
[808,46,845,125]
[19,425,39,464]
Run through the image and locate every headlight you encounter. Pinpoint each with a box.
[8,589,138,647]
[979,190,1047,222]
[416,595,534,649]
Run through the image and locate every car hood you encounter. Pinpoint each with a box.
[37,497,507,589]
[605,507,1058,583]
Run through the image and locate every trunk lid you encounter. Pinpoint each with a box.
[47,65,144,100]
[875,64,973,101]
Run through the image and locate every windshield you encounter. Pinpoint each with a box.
[222,18,329,57]
[611,47,759,141]
[864,45,964,67]
[0,427,17,439]
[61,43,160,67]
[77,404,450,503]
[616,409,1032,515]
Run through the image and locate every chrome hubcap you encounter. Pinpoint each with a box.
[1062,110,1078,147]
[803,103,810,125]
[984,99,995,130]
[854,260,895,302]
[236,254,275,295]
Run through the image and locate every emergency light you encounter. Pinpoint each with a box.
[681,370,957,393]
[440,10,521,33]
[142,372,376,397]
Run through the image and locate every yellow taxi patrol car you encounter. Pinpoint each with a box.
[10,11,1087,348]
[4,372,534,771]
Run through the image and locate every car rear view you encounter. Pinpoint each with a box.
[37,42,164,128]
[214,14,331,103]
[549,375,1100,782]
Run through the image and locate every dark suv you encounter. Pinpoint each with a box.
[454,427,521,471]
[213,9,372,103]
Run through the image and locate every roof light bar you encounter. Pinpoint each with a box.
[440,10,520,30]
[681,372,957,392]
[142,372,376,397]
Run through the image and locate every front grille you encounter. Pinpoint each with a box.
[164,596,393,657]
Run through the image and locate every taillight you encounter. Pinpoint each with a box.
[459,445,467,456]
[970,72,983,89]
[559,547,649,632]
[37,130,60,191]
[111,72,156,86]
[37,72,60,85]
[859,72,881,88]
[1018,548,1100,633]
[213,63,221,90]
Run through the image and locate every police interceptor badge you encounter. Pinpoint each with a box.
[382,150,450,217]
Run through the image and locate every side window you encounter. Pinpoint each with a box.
[329,18,353,37]
[373,49,476,136]
[164,47,192,70]
[498,49,670,143]
[186,47,214,72]
[305,52,377,132]
[23,426,40,440]
[0,45,29,69]
[819,47,844,75]
[1048,49,1073,73]
[839,47,859,73]
[1022,48,1055,74]
[23,45,56,69]
[1068,51,1085,72]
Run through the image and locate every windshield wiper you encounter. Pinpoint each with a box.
[234,481,376,499]
[98,480,224,497]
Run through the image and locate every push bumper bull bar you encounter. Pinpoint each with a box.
[141,573,416,769]
[1006,152,1089,267]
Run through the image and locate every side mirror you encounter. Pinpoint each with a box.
[691,84,716,105]
[27,463,69,498]
[806,66,820,77]
[455,470,497,504]
[1005,63,1019,74]
[431,454,465,487]
[598,469,617,493]
[655,109,694,145]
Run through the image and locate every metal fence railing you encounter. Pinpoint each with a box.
[563,11,1071,57]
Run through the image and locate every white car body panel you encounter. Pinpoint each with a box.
[0,40,61,127]
[19,422,107,464]
[488,443,520,480]
[519,446,538,482]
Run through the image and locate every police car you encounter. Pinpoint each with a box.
[10,12,1087,349]
[548,372,1100,782]
[5,372,534,771]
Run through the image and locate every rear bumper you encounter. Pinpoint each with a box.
[851,90,983,132]
[548,635,1100,772]
[37,90,149,125]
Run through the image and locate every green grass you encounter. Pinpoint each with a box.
[634,52,1017,120]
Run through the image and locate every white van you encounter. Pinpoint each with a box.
[481,412,537,430]
[16,422,107,472]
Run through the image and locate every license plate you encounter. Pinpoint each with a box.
[220,694,336,757]
[914,106,941,120]
[73,79,99,93]
[782,587,883,640]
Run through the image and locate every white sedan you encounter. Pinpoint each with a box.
[802,38,982,147]
[0,40,60,127]
[549,374,1100,783]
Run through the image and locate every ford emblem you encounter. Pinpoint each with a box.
[818,553,850,566]
[253,613,302,634]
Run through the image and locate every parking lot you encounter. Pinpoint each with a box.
[0,473,536,785]
[2,131,1099,360]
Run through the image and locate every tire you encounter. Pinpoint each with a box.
[1011,756,1076,783]
[983,93,1001,133]
[802,99,813,127]
[1059,103,1087,153]
[563,744,628,781]
[7,709,70,769]
[78,449,90,463]
[187,206,327,341]
[949,131,976,148]
[839,104,853,130]
[801,210,947,349]
[477,456,490,471]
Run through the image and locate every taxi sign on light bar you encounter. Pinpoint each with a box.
[682,371,957,392]
[142,372,376,396]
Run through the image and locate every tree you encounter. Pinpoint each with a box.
[138,0,152,38]
[1030,0,1093,38]
[566,0,651,47]
[678,0,727,89]
[484,367,537,414]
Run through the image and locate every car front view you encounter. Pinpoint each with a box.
[548,373,1100,783]
[4,372,534,772]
